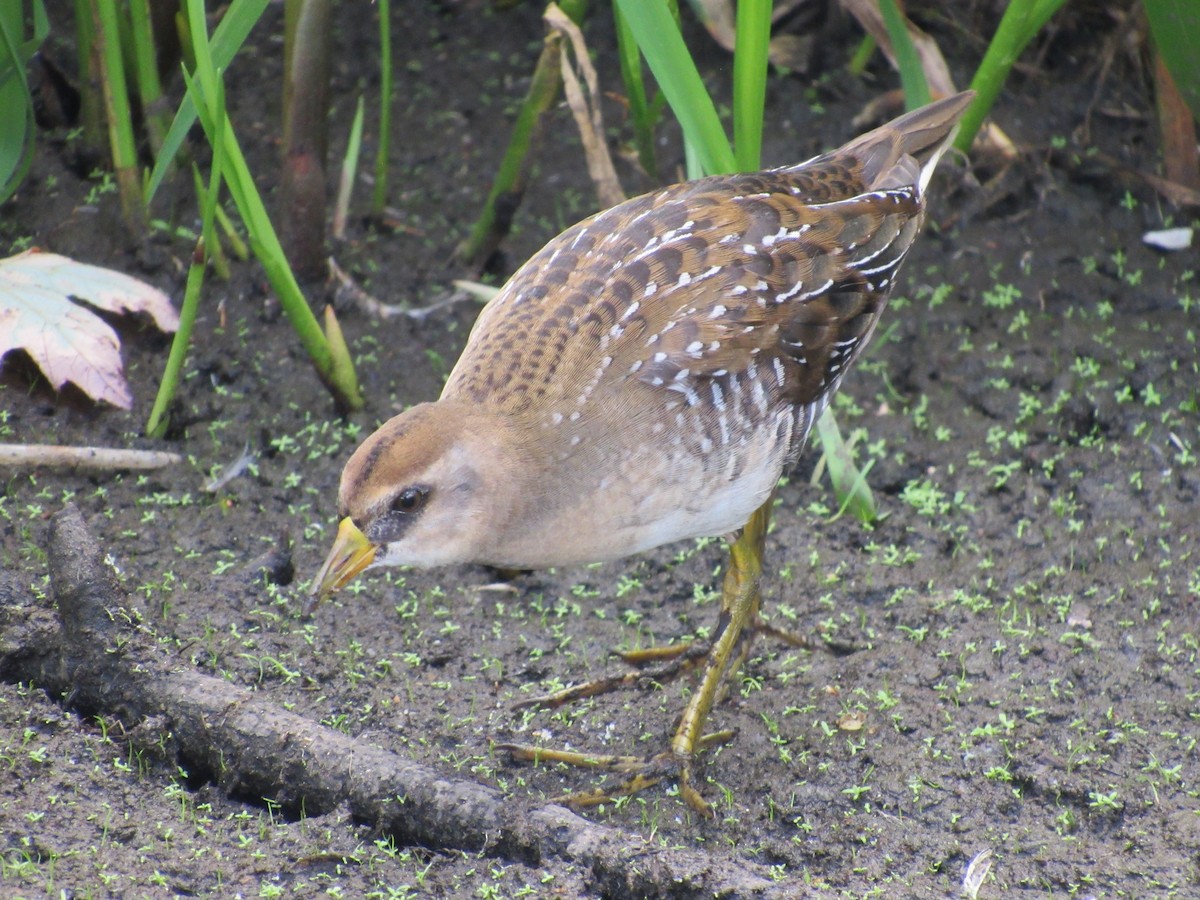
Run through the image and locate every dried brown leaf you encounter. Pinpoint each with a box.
[545,4,625,209]
[839,0,956,99]
[0,250,178,408]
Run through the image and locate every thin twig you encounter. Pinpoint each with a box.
[0,445,182,471]
[328,258,480,321]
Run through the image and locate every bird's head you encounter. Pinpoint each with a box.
[309,402,503,601]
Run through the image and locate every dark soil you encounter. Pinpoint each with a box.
[2,3,1198,898]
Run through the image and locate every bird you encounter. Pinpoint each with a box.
[311,91,974,815]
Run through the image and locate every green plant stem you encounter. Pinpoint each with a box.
[955,0,1067,152]
[72,0,105,157]
[91,0,144,232]
[614,0,735,176]
[816,407,877,524]
[146,248,204,438]
[214,204,249,260]
[147,82,227,439]
[182,0,361,410]
[191,165,229,280]
[455,28,566,269]
[127,0,167,156]
[200,87,360,408]
[614,2,658,179]
[878,0,929,109]
[334,95,365,240]
[145,0,269,202]
[322,304,357,413]
[848,33,876,75]
[372,0,391,215]
[456,0,589,268]
[732,0,771,171]
[176,7,195,72]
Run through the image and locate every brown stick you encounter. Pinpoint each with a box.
[25,505,784,898]
[0,444,183,471]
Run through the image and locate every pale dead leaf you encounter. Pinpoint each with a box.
[687,0,812,68]
[545,4,625,209]
[839,0,956,99]
[841,0,1017,159]
[0,250,178,409]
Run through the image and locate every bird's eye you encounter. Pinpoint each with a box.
[391,486,428,514]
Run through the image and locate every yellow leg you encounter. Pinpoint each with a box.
[498,729,739,808]
[669,496,771,813]
[510,641,710,710]
[499,496,774,816]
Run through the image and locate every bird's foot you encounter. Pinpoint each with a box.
[752,617,859,655]
[510,616,845,715]
[510,639,712,711]
[497,729,736,817]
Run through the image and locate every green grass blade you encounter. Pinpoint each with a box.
[147,76,227,438]
[816,407,877,524]
[372,0,391,214]
[334,95,365,239]
[848,33,876,75]
[127,0,166,155]
[878,0,930,109]
[180,0,362,409]
[1144,0,1200,119]
[145,0,269,201]
[614,2,659,179]
[191,165,229,278]
[955,0,1068,152]
[614,0,735,176]
[0,1,45,203]
[732,0,771,171]
[146,258,205,438]
[184,70,339,397]
[455,28,565,268]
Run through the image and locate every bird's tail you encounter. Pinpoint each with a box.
[842,91,975,195]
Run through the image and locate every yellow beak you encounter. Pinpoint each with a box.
[310,516,377,601]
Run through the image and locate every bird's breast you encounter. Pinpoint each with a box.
[477,384,816,568]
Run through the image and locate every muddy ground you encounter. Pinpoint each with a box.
[1,2,1198,897]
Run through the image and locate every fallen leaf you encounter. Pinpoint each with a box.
[837,711,867,732]
[0,250,178,408]
[839,0,955,100]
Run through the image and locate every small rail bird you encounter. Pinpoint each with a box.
[312,92,974,814]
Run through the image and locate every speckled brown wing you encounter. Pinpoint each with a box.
[443,94,968,430]
[443,189,912,416]
[612,181,924,409]
[440,189,674,414]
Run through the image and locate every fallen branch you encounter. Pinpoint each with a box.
[0,444,183,471]
[6,506,788,899]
